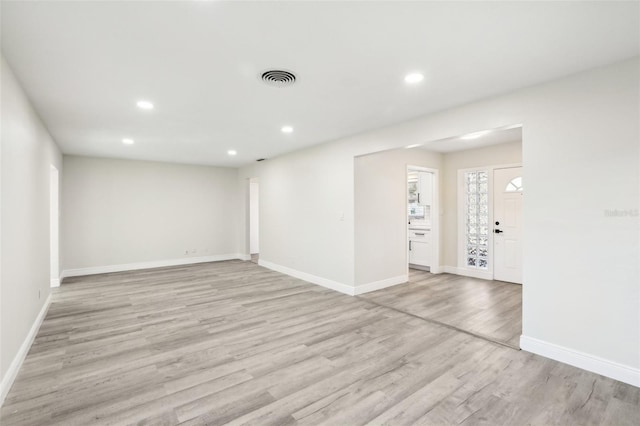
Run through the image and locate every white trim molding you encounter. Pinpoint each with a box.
[520,335,640,387]
[0,293,52,406]
[258,259,355,296]
[61,254,246,280]
[429,265,443,274]
[443,265,493,281]
[354,275,408,295]
[50,278,60,288]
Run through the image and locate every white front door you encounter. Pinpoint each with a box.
[493,167,523,284]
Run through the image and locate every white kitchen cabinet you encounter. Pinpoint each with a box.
[418,172,433,206]
[408,171,432,206]
[408,172,433,228]
[407,172,419,204]
[409,229,431,267]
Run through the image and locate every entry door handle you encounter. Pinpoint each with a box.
[494,229,503,234]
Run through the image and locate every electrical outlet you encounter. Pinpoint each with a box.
[190,249,197,254]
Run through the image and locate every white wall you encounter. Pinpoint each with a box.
[352,141,522,287]
[249,181,259,254]
[239,142,355,288]
[441,141,522,267]
[354,148,442,286]
[1,56,63,398]
[62,156,239,272]
[239,58,639,384]
[49,165,60,284]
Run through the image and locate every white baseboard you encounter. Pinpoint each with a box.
[61,253,246,280]
[258,259,355,296]
[0,292,52,406]
[354,275,408,295]
[520,335,640,387]
[409,264,430,272]
[50,278,60,288]
[237,253,251,261]
[429,265,443,274]
[443,265,493,280]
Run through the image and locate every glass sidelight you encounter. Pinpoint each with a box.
[465,170,489,269]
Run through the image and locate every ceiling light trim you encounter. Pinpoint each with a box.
[136,100,154,110]
[460,130,491,140]
[404,72,424,84]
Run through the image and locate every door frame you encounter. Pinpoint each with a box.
[406,165,440,275]
[50,164,60,288]
[456,162,522,280]
[249,178,259,255]
[242,177,260,261]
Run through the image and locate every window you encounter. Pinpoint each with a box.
[505,176,523,192]
[465,171,489,269]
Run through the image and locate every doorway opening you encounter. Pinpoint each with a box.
[50,165,59,287]
[407,166,439,274]
[360,124,523,349]
[249,178,259,264]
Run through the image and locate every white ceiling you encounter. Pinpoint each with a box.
[422,126,522,153]
[2,1,638,167]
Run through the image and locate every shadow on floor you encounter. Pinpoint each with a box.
[358,268,522,349]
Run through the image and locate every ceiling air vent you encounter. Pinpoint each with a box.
[261,69,296,87]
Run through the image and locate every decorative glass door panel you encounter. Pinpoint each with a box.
[465,171,489,269]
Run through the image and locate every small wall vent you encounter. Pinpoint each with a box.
[261,70,296,87]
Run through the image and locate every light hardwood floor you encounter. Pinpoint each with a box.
[1,260,638,425]
[360,269,522,348]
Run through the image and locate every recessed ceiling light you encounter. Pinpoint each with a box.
[460,130,491,140]
[122,138,134,145]
[227,150,237,156]
[406,144,421,149]
[404,72,424,84]
[281,125,294,133]
[136,100,154,110]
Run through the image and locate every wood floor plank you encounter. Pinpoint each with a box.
[1,260,637,425]
[360,268,523,348]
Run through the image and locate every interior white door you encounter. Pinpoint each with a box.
[493,167,523,284]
